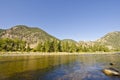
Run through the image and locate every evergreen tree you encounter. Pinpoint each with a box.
[53,39,59,52]
[26,44,31,52]
[44,41,50,52]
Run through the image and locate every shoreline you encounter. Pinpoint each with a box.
[0,52,119,56]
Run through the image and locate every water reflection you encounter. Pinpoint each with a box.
[0,54,120,80]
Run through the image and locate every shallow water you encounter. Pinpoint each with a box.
[0,54,120,80]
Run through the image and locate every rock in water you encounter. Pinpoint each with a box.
[102,68,120,76]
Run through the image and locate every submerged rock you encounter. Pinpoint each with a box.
[102,68,120,76]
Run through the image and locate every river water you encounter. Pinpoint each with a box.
[0,54,120,80]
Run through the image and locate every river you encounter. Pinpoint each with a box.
[0,54,120,80]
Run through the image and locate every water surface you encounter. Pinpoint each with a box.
[0,54,120,80]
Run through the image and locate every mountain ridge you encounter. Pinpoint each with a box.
[0,25,120,51]
[97,31,120,50]
[0,25,59,48]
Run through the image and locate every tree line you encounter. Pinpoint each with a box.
[35,40,109,52]
[0,38,110,52]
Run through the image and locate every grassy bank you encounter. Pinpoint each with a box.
[0,52,118,56]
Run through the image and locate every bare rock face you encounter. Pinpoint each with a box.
[96,31,120,50]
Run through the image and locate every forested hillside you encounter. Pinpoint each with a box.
[97,31,120,51]
[0,25,58,48]
[0,25,119,52]
[0,29,4,34]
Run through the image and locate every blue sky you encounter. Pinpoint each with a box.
[0,0,120,41]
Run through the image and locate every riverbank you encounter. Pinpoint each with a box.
[0,52,119,56]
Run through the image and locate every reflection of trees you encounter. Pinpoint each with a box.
[0,55,77,80]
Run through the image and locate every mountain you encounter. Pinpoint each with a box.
[0,25,58,48]
[0,29,5,33]
[97,31,120,50]
[0,25,120,51]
